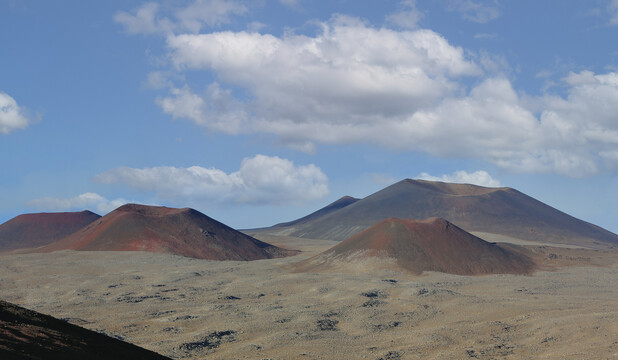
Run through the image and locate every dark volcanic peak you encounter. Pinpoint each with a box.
[264,179,618,248]
[294,217,536,276]
[273,195,360,228]
[0,210,101,252]
[115,203,189,216]
[0,300,170,360]
[404,178,507,196]
[38,204,297,261]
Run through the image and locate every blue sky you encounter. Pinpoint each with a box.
[1,0,618,233]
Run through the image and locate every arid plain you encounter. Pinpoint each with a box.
[1,234,617,360]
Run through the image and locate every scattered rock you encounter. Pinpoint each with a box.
[362,299,386,307]
[377,351,401,360]
[172,315,198,321]
[373,321,401,331]
[381,279,398,284]
[116,294,159,303]
[179,330,237,352]
[317,319,339,331]
[222,295,241,300]
[151,310,176,317]
[541,336,557,343]
[466,349,478,358]
[361,290,388,299]
[323,310,338,318]
[60,317,90,325]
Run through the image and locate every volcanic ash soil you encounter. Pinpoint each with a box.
[1,240,617,359]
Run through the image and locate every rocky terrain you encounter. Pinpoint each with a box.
[0,238,616,359]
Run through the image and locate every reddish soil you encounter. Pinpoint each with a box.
[0,300,170,360]
[299,217,536,276]
[0,211,100,252]
[38,204,298,261]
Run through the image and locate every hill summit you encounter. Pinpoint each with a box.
[0,211,100,252]
[39,204,296,261]
[293,217,536,275]
[263,179,618,248]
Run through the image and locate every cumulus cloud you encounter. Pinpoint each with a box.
[417,170,502,187]
[446,0,502,23]
[609,0,618,25]
[114,0,246,34]
[113,2,172,34]
[175,0,247,32]
[161,16,480,140]
[28,193,127,215]
[156,84,248,134]
[371,173,399,186]
[117,4,618,177]
[94,155,329,205]
[387,0,423,29]
[0,92,33,134]
[279,0,301,6]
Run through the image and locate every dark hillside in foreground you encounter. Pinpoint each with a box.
[0,300,171,360]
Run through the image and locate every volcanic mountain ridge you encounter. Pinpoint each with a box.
[263,179,618,249]
[293,217,537,276]
[0,210,101,252]
[38,204,297,261]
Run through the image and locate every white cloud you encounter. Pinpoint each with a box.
[114,2,172,35]
[161,16,480,142]
[0,92,33,134]
[94,155,329,206]
[175,0,247,32]
[156,83,249,134]
[28,193,127,215]
[114,0,246,35]
[156,15,618,176]
[387,0,423,29]
[246,21,267,33]
[608,0,618,25]
[417,170,502,187]
[279,0,301,6]
[116,4,618,177]
[371,173,399,186]
[446,0,502,23]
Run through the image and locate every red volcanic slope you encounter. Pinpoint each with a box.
[297,217,536,276]
[0,211,100,252]
[40,204,296,261]
[0,300,171,360]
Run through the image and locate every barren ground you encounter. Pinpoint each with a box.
[1,236,617,360]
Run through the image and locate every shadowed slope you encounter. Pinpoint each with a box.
[272,196,359,229]
[293,218,536,275]
[264,179,618,248]
[40,204,297,260]
[0,211,100,252]
[0,300,170,360]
